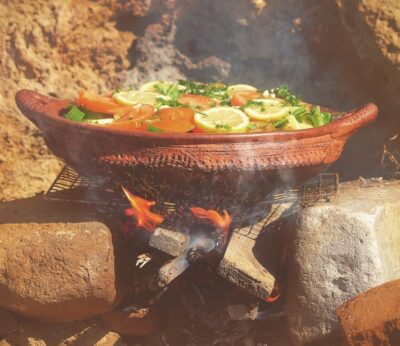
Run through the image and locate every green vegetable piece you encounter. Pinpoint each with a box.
[147,125,165,133]
[307,106,323,127]
[65,105,86,122]
[321,112,332,124]
[274,118,289,128]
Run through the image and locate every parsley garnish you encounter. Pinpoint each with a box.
[178,80,229,101]
[274,86,301,106]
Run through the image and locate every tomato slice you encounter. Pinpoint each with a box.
[231,91,263,106]
[158,107,195,123]
[149,120,195,133]
[178,94,215,110]
[77,91,129,114]
[191,126,205,133]
[106,121,146,131]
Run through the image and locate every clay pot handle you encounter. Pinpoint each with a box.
[330,103,378,138]
[15,89,69,126]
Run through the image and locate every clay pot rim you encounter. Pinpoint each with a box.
[15,89,378,144]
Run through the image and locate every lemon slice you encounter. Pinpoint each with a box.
[243,98,290,121]
[227,84,257,96]
[285,114,302,130]
[113,91,160,106]
[139,81,169,92]
[282,115,314,131]
[194,107,249,133]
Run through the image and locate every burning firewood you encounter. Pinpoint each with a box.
[150,237,218,290]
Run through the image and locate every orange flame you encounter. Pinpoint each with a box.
[122,187,164,232]
[190,207,232,243]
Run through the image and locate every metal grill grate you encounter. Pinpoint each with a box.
[44,166,339,225]
[46,166,90,193]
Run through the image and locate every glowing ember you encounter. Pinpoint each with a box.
[190,207,232,243]
[122,187,164,232]
[264,282,281,303]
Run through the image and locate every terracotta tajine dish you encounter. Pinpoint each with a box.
[15,89,378,211]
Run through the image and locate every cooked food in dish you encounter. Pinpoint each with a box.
[63,80,336,133]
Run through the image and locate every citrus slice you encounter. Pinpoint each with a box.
[243,98,290,121]
[194,107,249,133]
[227,84,257,96]
[113,91,160,106]
[139,81,169,92]
[285,114,301,130]
[283,115,314,131]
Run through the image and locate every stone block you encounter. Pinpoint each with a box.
[218,203,292,299]
[0,195,126,323]
[286,180,400,345]
[149,227,188,257]
[337,279,400,346]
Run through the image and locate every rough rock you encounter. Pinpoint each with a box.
[0,309,18,337]
[337,279,400,346]
[1,318,126,346]
[100,308,164,336]
[286,180,400,345]
[335,0,399,79]
[334,0,400,178]
[0,195,126,323]
[0,0,134,201]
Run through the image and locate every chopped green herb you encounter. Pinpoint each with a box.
[177,80,229,100]
[220,99,231,106]
[155,97,185,108]
[65,105,86,122]
[147,125,164,133]
[154,83,180,100]
[274,86,301,106]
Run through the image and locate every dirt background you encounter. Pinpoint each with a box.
[0,0,399,201]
